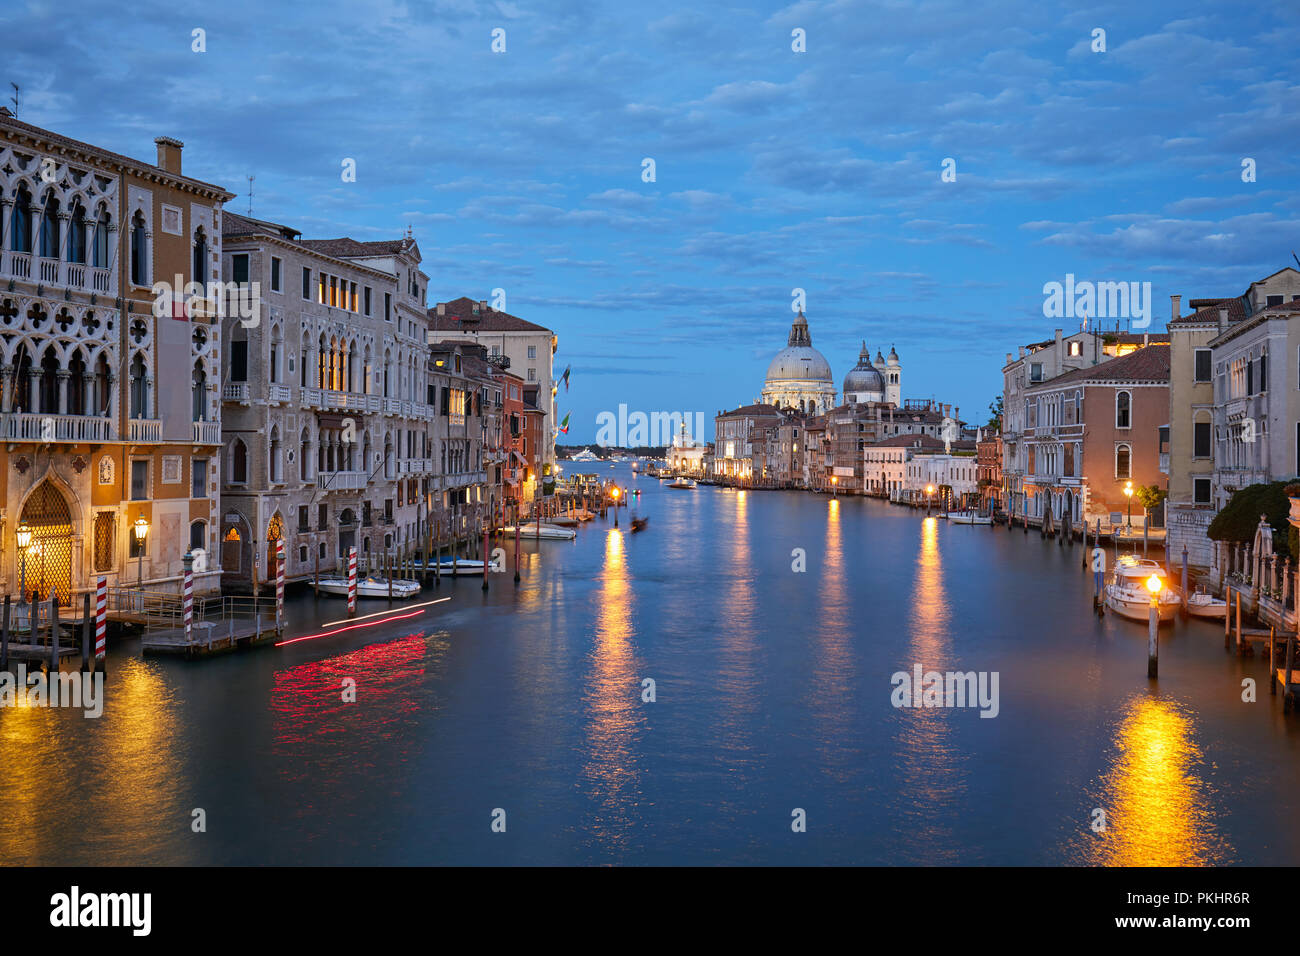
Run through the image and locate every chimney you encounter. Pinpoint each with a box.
[1218,307,1228,333]
[1018,346,1026,359]
[478,300,488,313]
[436,303,445,317]
[1171,294,1181,324]
[1005,352,1013,366]
[154,136,184,174]
[1054,328,1063,374]
[1143,332,1149,346]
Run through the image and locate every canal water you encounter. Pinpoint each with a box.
[3,463,1300,865]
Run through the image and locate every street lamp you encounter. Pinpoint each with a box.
[1124,480,1134,530]
[926,483,935,515]
[1145,573,1162,678]
[612,486,620,527]
[16,521,31,607]
[831,475,838,500]
[133,514,150,590]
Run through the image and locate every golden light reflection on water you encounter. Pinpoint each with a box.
[0,657,189,864]
[810,491,854,780]
[580,528,641,851]
[894,515,967,863]
[1078,695,1230,866]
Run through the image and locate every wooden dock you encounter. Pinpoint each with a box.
[141,618,281,658]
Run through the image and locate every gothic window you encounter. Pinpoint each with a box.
[11,184,32,253]
[130,210,148,286]
[38,193,60,259]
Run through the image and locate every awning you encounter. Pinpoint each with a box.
[512,451,528,466]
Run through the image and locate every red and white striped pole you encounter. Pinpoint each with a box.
[94,575,107,674]
[275,540,285,633]
[182,555,194,645]
[347,546,357,617]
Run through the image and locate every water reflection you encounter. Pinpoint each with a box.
[1077,695,1230,866]
[579,529,642,853]
[893,516,968,863]
[0,657,188,864]
[810,492,854,780]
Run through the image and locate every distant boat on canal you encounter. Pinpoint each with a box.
[667,478,696,489]
[503,522,578,540]
[948,510,993,525]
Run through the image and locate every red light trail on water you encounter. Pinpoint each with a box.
[275,609,426,647]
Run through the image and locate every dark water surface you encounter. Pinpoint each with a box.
[4,464,1300,865]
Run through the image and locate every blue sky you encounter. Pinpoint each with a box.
[5,0,1298,441]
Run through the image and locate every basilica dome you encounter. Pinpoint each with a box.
[761,311,836,415]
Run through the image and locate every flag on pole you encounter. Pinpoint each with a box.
[562,366,571,391]
[558,412,570,435]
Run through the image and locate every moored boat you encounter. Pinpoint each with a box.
[667,478,696,489]
[502,522,578,540]
[1104,556,1181,622]
[317,576,421,599]
[1186,589,1228,620]
[416,557,503,576]
[948,510,993,525]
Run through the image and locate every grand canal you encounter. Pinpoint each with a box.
[3,462,1300,866]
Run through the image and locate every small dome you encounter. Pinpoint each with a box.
[887,345,899,366]
[843,341,885,397]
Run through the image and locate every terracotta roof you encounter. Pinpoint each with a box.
[871,434,945,449]
[222,210,300,241]
[718,402,782,418]
[1174,297,1248,325]
[299,236,414,258]
[428,296,552,334]
[1038,343,1170,386]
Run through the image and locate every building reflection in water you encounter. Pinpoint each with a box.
[579,528,642,853]
[0,657,188,864]
[893,516,968,863]
[1077,695,1230,866]
[715,486,759,800]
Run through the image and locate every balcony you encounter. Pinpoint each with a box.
[127,418,162,442]
[1,412,113,442]
[1,252,115,295]
[1159,452,1169,474]
[316,471,368,491]
[192,420,221,444]
[383,398,402,415]
[268,384,293,404]
[398,457,433,475]
[223,383,250,403]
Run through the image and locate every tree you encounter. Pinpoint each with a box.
[1134,485,1166,512]
[1207,480,1294,559]
[987,395,1003,432]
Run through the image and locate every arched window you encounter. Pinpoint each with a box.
[192,227,208,285]
[68,350,87,415]
[39,346,59,414]
[92,207,110,268]
[39,194,60,259]
[192,359,207,422]
[11,184,32,253]
[230,438,248,483]
[129,352,148,418]
[130,210,148,286]
[269,427,282,483]
[68,201,86,264]
[1115,390,1131,429]
[1115,443,1132,480]
[269,325,281,384]
[189,520,206,552]
[299,427,312,482]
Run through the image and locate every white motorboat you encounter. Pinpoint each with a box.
[667,478,696,489]
[1104,556,1181,623]
[317,576,421,599]
[568,449,600,462]
[417,558,502,576]
[1186,589,1228,620]
[948,510,993,525]
[502,522,577,540]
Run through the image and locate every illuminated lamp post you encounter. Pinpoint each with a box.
[16,522,31,608]
[1124,480,1134,530]
[133,515,150,591]
[612,486,620,527]
[926,483,935,516]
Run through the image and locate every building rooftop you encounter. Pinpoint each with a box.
[429,297,552,334]
[1038,342,1171,386]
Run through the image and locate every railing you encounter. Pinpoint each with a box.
[398,458,433,475]
[9,251,31,279]
[1159,452,1169,474]
[128,418,162,442]
[1,412,114,442]
[0,254,113,294]
[317,470,368,491]
[67,264,85,288]
[38,257,59,283]
[301,387,322,406]
[384,398,402,415]
[223,383,249,402]
[192,420,221,444]
[92,267,111,292]
[268,384,293,404]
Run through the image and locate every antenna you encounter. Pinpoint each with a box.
[1292,250,1300,271]
[9,82,18,119]
[247,175,255,217]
